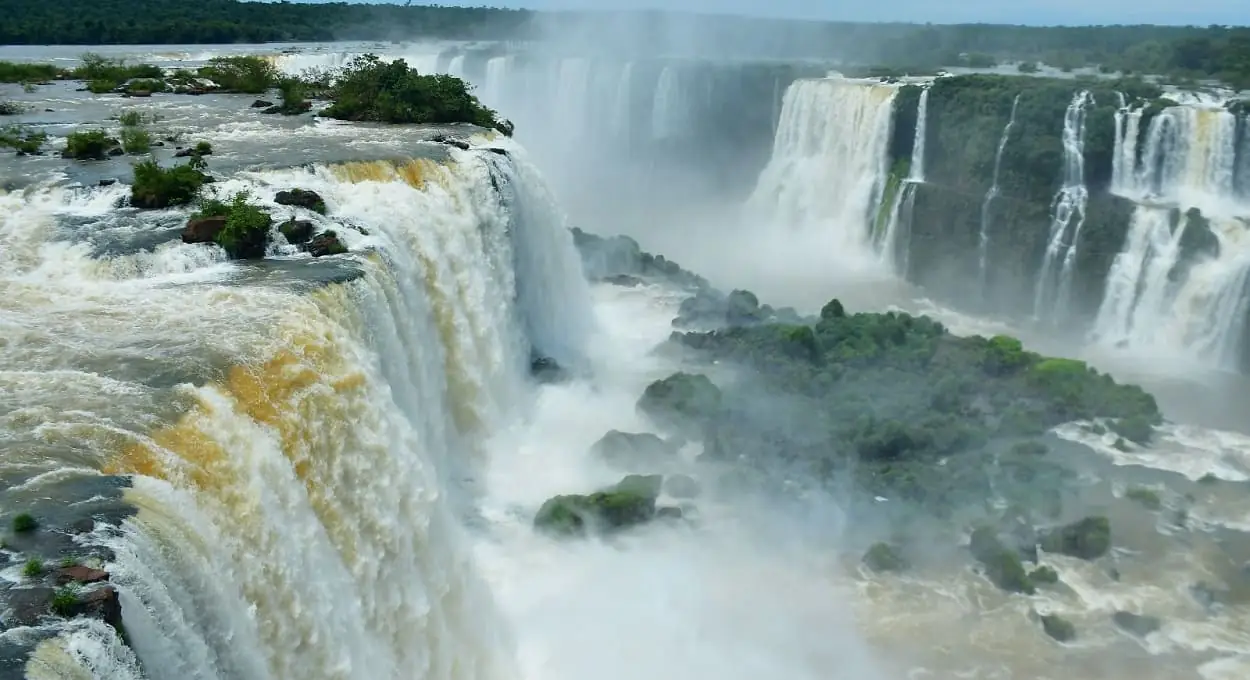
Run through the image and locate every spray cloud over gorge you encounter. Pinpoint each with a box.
[2,6,1250,680]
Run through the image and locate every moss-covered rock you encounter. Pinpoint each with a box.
[1028,565,1060,585]
[533,474,663,537]
[663,474,701,499]
[1124,486,1162,511]
[275,188,327,215]
[970,526,1035,594]
[590,430,678,470]
[1041,614,1076,642]
[637,372,722,434]
[863,542,908,572]
[1112,611,1161,637]
[1040,516,1111,560]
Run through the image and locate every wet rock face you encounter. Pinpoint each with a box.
[279,218,315,245]
[275,188,327,215]
[182,216,227,244]
[303,231,346,257]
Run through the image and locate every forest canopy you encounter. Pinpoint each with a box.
[0,0,1247,88]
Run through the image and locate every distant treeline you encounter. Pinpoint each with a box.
[1,0,1248,88]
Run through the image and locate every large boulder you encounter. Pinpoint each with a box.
[182,216,226,244]
[279,218,315,245]
[533,474,663,537]
[637,372,722,435]
[590,430,678,470]
[304,231,347,257]
[275,188,327,215]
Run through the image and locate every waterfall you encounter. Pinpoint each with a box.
[1093,103,1250,368]
[1111,94,1143,196]
[479,55,511,108]
[651,64,685,140]
[909,88,930,182]
[0,146,592,678]
[609,61,634,140]
[878,87,929,271]
[979,94,1021,293]
[552,58,592,142]
[748,77,898,261]
[1033,90,1092,323]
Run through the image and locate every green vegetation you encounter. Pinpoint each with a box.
[320,54,510,134]
[1041,614,1076,642]
[120,127,152,154]
[534,474,665,537]
[64,129,116,160]
[1039,516,1111,560]
[1125,486,1163,511]
[131,157,209,209]
[0,100,24,115]
[11,513,37,533]
[862,542,908,572]
[0,125,46,154]
[275,77,312,115]
[970,527,1034,594]
[1029,565,1060,585]
[199,56,276,94]
[0,61,61,83]
[666,299,1160,515]
[22,558,44,579]
[199,191,273,259]
[50,586,79,617]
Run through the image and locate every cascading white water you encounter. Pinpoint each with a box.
[878,87,929,272]
[909,88,929,183]
[0,145,594,679]
[651,64,686,140]
[552,58,593,143]
[979,94,1021,292]
[748,77,898,263]
[1095,103,1250,368]
[479,56,512,109]
[609,61,634,140]
[1033,90,1092,323]
[1111,94,1144,196]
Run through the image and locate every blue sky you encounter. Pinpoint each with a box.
[392,0,1248,26]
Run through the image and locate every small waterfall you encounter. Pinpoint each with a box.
[609,61,635,140]
[748,77,898,260]
[1111,94,1143,196]
[909,88,930,182]
[479,55,511,108]
[879,87,929,270]
[651,64,685,140]
[1033,90,1092,323]
[446,54,466,78]
[979,94,1021,293]
[552,58,592,142]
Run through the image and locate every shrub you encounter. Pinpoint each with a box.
[0,125,46,154]
[320,54,510,134]
[87,80,118,94]
[125,78,166,94]
[120,126,151,154]
[276,77,311,114]
[199,56,276,94]
[0,100,23,115]
[22,558,43,579]
[12,513,36,532]
[65,129,113,159]
[131,158,208,209]
[211,192,273,259]
[0,61,64,83]
[50,587,79,617]
[72,52,162,82]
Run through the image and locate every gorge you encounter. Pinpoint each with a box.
[1,29,1250,680]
